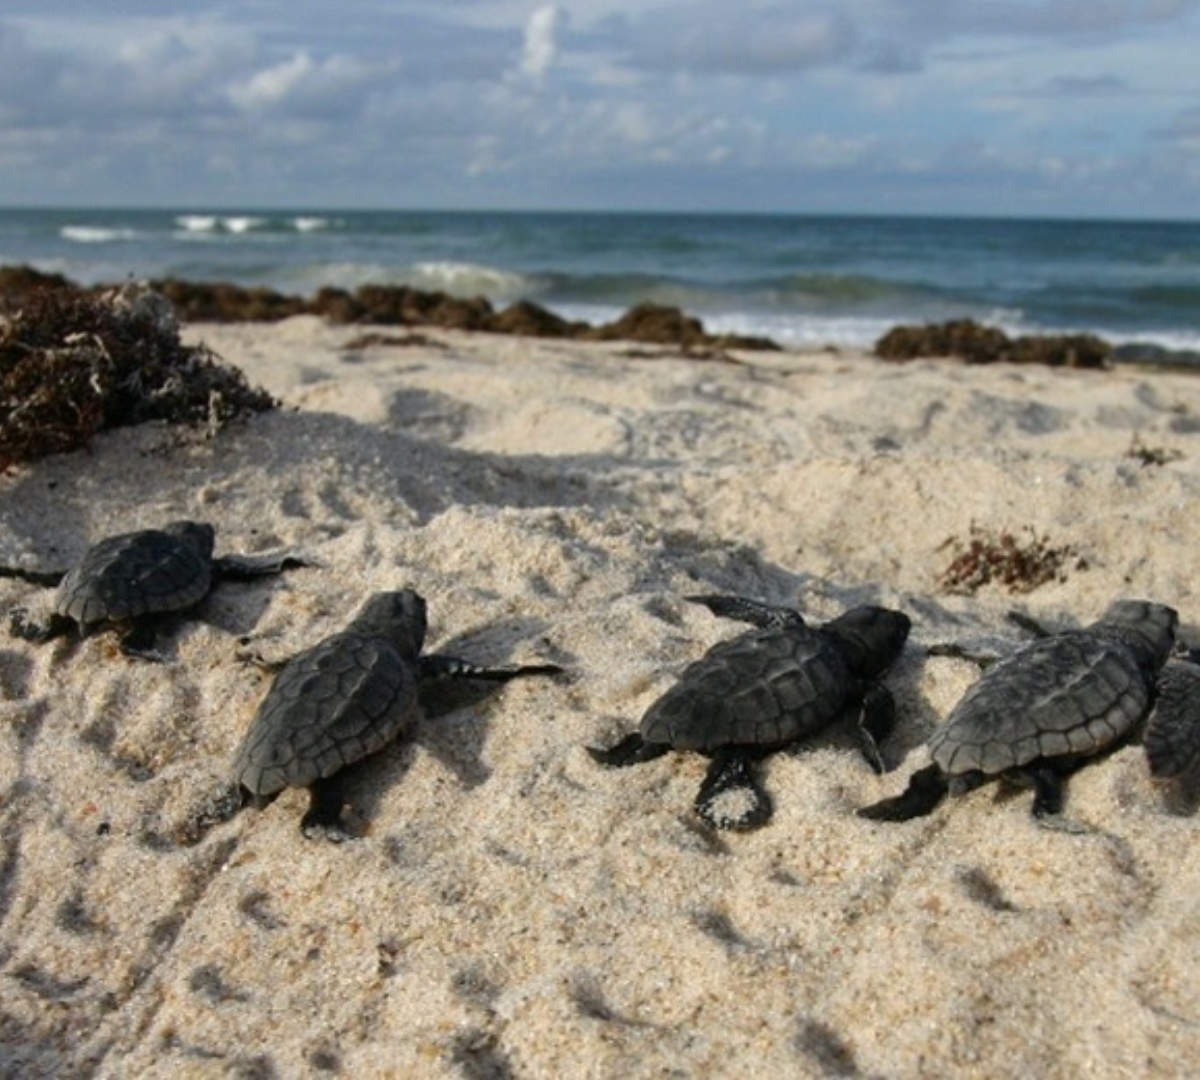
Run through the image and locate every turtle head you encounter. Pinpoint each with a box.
[163,520,215,559]
[823,606,911,677]
[350,589,428,657]
[1094,599,1178,670]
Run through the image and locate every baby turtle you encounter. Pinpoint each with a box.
[588,594,911,830]
[859,599,1178,823]
[1144,658,1200,783]
[232,588,561,840]
[6,520,305,659]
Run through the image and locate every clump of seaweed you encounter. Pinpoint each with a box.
[0,281,276,470]
[1126,434,1183,467]
[938,524,1085,594]
[876,319,1112,369]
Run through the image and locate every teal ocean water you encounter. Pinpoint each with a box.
[1,208,1198,350]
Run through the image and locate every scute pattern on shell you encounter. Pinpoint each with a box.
[234,632,420,796]
[56,527,214,626]
[640,626,853,752]
[930,632,1148,776]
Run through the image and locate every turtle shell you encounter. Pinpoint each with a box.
[233,630,420,796]
[640,624,855,752]
[56,522,215,628]
[930,631,1152,777]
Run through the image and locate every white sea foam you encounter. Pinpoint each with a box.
[291,216,330,232]
[175,215,219,233]
[60,226,138,244]
[222,216,265,234]
[405,261,534,299]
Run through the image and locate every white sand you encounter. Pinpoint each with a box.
[2,315,1199,1078]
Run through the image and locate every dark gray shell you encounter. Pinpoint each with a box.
[233,630,420,796]
[1145,659,1200,780]
[640,624,855,752]
[55,522,215,628]
[930,632,1152,777]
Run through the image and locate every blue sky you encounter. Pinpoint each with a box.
[0,1,1197,218]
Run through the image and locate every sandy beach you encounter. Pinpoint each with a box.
[2,313,1200,1078]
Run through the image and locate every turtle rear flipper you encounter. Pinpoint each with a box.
[9,607,72,643]
[685,594,805,630]
[587,732,669,768]
[695,748,772,830]
[858,763,949,821]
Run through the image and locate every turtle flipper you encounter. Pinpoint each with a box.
[419,653,563,682]
[300,774,354,842]
[9,608,73,644]
[587,732,669,768]
[1026,765,1066,818]
[695,749,772,830]
[0,565,66,587]
[854,682,896,774]
[858,763,949,821]
[213,551,311,580]
[116,617,170,662]
[685,595,805,631]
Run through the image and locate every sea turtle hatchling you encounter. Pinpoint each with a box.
[858,598,1178,823]
[5,520,306,659]
[588,594,911,830]
[231,588,562,840]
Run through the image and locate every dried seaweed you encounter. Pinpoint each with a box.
[938,524,1085,594]
[0,282,276,470]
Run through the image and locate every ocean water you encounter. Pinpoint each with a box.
[1,208,1198,351]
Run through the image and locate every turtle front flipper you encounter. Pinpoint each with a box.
[695,748,773,830]
[419,653,563,682]
[685,595,805,631]
[300,774,355,842]
[213,551,311,580]
[854,682,896,774]
[116,616,171,661]
[858,763,949,821]
[0,565,67,587]
[1025,765,1066,819]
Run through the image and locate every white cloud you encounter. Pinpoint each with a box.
[229,52,316,110]
[520,5,561,81]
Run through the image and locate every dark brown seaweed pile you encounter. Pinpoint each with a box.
[876,319,1112,368]
[937,524,1085,594]
[0,282,276,470]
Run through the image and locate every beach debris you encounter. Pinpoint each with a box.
[1126,434,1183,467]
[937,524,1083,595]
[588,595,910,830]
[875,319,1112,368]
[0,280,276,470]
[858,599,1177,824]
[231,588,562,840]
[1144,658,1200,783]
[6,521,307,660]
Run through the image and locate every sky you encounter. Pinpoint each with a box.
[0,1,1197,218]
